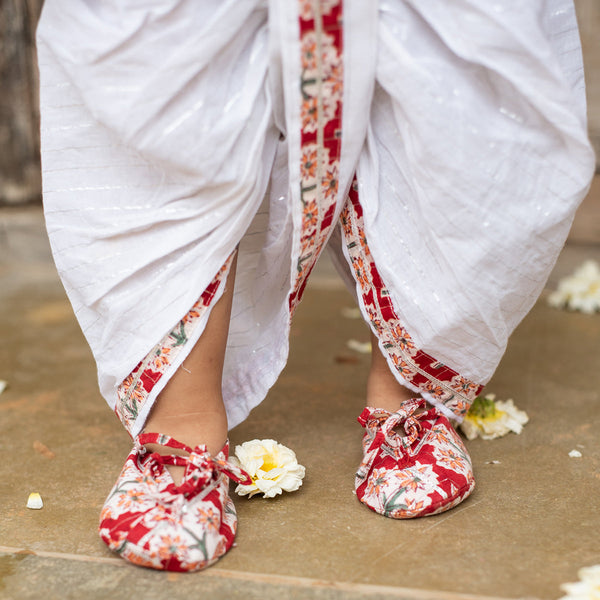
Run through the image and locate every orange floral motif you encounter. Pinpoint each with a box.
[431,444,469,474]
[390,324,416,354]
[116,488,145,510]
[300,33,318,71]
[423,380,446,399]
[363,467,387,498]
[321,164,339,199]
[301,145,319,180]
[355,260,370,290]
[302,200,319,228]
[151,346,172,370]
[183,304,203,324]
[301,96,319,133]
[394,464,437,495]
[197,506,220,532]
[121,374,145,404]
[324,61,344,97]
[450,374,481,396]
[157,535,187,562]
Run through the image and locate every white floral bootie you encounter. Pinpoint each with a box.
[99,433,251,571]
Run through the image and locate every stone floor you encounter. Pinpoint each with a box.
[0,179,599,600]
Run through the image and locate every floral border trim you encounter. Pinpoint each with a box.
[115,254,235,435]
[341,180,483,419]
[289,0,344,312]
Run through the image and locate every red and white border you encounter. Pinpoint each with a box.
[341,180,483,419]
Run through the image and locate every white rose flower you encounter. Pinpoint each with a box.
[230,439,306,499]
[548,260,600,314]
[460,394,529,441]
[559,565,600,600]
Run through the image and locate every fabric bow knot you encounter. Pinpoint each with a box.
[377,398,429,450]
[136,434,252,501]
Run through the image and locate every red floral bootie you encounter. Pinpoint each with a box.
[99,433,252,571]
[355,399,475,518]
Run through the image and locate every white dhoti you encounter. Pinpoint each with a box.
[37,0,594,436]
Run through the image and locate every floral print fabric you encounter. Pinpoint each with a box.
[355,399,475,519]
[341,182,483,419]
[99,433,251,572]
[289,0,344,312]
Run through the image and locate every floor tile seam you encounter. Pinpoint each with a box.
[0,545,538,600]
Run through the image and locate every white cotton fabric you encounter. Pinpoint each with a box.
[37,0,594,431]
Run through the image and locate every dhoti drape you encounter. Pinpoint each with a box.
[37,0,594,437]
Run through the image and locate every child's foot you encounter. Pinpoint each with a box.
[366,330,428,414]
[355,399,475,518]
[360,333,474,518]
[143,407,227,485]
[98,433,251,571]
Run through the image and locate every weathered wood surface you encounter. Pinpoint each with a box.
[0,0,43,205]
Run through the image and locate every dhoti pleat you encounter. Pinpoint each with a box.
[37,0,594,437]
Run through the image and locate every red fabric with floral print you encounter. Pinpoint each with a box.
[99,434,251,572]
[289,0,344,312]
[355,400,475,518]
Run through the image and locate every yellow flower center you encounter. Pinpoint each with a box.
[260,453,278,472]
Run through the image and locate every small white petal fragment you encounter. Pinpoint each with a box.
[27,492,43,510]
[347,339,372,354]
[230,439,305,499]
[548,260,600,314]
[0,380,7,395]
[341,307,361,319]
[460,394,529,441]
[559,564,600,600]
[568,449,583,458]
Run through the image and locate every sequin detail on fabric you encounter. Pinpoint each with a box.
[115,255,235,435]
[289,0,344,312]
[341,181,483,418]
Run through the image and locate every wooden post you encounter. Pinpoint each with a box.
[0,0,44,205]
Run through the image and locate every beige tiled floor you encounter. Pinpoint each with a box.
[0,180,599,599]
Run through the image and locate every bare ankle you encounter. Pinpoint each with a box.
[144,408,228,456]
[367,332,419,412]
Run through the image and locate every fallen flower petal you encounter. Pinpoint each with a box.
[27,492,43,510]
[347,339,371,354]
[0,381,6,395]
[230,439,305,499]
[460,394,529,441]
[548,260,600,314]
[559,564,600,600]
[568,449,583,458]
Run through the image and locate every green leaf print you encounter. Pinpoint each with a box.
[170,322,188,347]
[381,487,409,517]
